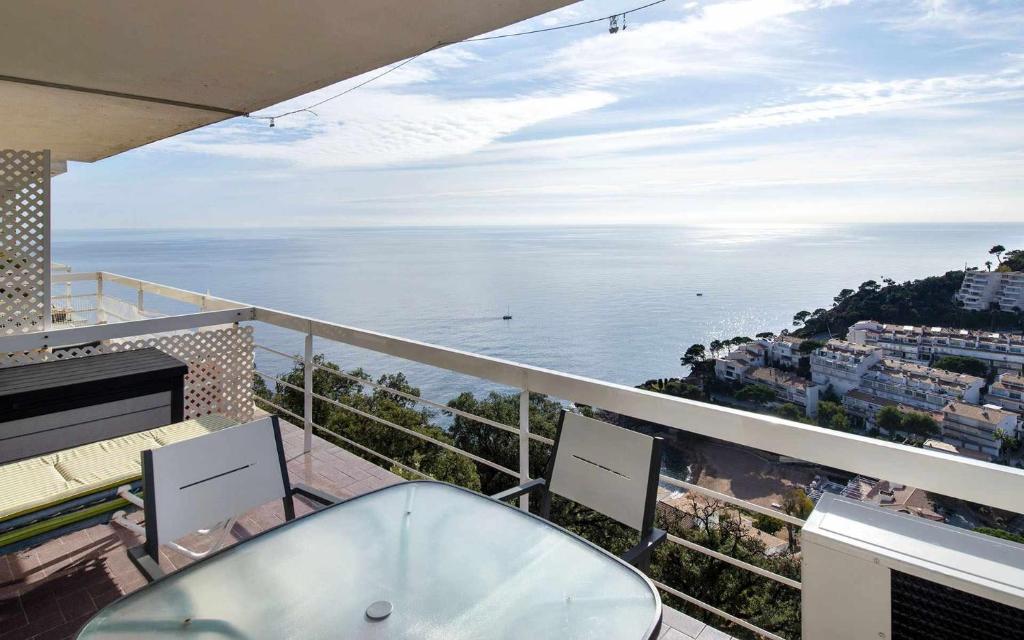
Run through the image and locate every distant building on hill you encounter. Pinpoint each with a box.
[985,371,1024,413]
[809,340,882,394]
[940,401,1019,460]
[858,358,984,413]
[848,320,1024,374]
[954,270,1024,312]
[744,366,820,417]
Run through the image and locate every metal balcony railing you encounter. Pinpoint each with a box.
[4,271,1024,640]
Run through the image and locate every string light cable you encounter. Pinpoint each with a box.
[249,0,668,125]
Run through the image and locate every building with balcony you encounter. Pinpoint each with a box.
[985,372,1024,416]
[856,358,984,413]
[955,270,1024,312]
[809,339,883,394]
[766,334,806,369]
[713,342,767,381]
[848,320,1024,373]
[743,366,821,417]
[940,402,1019,460]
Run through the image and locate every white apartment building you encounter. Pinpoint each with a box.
[955,270,1024,312]
[985,371,1024,415]
[940,402,1019,460]
[766,335,805,369]
[744,366,820,417]
[849,320,1024,373]
[810,340,883,394]
[713,342,767,382]
[858,359,984,413]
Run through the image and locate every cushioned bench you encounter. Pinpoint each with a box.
[0,414,237,554]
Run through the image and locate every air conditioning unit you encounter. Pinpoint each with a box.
[801,493,1024,640]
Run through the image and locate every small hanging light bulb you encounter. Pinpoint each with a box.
[269,118,276,128]
[622,13,628,30]
[609,15,619,34]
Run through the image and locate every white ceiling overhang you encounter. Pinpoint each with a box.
[0,0,575,163]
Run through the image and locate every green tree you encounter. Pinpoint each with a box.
[755,331,775,339]
[792,310,811,328]
[752,513,784,535]
[782,488,814,552]
[990,244,1006,264]
[901,411,940,438]
[816,401,848,430]
[773,403,804,422]
[259,355,481,489]
[875,405,904,432]
[709,339,724,357]
[933,355,988,378]
[797,339,824,355]
[736,384,777,405]
[639,378,703,401]
[975,527,1024,545]
[1004,249,1024,271]
[681,343,708,368]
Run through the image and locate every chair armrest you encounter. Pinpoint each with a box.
[127,545,166,583]
[490,478,546,502]
[621,528,667,567]
[292,483,342,507]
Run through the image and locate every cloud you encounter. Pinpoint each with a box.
[168,89,616,168]
[474,66,1024,162]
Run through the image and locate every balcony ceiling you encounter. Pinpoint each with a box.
[0,0,574,163]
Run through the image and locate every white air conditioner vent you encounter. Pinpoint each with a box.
[801,494,1024,640]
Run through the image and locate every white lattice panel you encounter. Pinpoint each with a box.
[1,150,50,335]
[0,326,254,422]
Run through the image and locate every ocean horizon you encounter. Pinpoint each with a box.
[54,223,1024,406]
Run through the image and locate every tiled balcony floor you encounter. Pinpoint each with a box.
[0,419,724,640]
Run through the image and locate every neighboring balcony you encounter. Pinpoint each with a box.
[2,271,1024,640]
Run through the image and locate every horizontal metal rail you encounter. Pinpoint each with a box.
[310,390,520,478]
[255,343,304,364]
[666,534,801,590]
[0,307,255,352]
[253,304,1024,515]
[21,273,1024,513]
[254,396,303,424]
[660,475,806,527]
[310,423,432,480]
[653,580,786,640]
[254,369,304,394]
[312,363,553,444]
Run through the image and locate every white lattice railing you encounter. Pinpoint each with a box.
[3,271,1024,639]
[1,150,50,336]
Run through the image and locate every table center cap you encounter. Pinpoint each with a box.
[366,600,393,620]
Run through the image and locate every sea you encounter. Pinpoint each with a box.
[53,223,1024,407]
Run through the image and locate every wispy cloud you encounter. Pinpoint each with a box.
[78,0,1024,228]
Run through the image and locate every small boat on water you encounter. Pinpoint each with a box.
[503,306,512,320]
[696,292,703,297]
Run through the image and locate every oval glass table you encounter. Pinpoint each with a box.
[78,481,662,639]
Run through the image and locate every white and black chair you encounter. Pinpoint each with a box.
[122,415,339,581]
[492,410,667,570]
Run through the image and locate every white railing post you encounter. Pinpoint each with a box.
[95,273,106,324]
[304,327,314,453]
[137,285,144,313]
[519,388,530,511]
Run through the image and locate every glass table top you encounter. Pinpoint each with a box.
[78,481,661,639]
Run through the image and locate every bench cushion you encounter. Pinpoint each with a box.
[0,414,237,522]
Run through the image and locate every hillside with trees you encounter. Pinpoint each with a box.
[792,269,1023,339]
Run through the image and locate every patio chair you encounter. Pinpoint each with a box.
[121,415,339,581]
[491,410,666,570]
[0,414,238,555]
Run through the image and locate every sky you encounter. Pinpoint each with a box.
[53,0,1024,229]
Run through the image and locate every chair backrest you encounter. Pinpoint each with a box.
[141,416,292,560]
[545,411,662,533]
